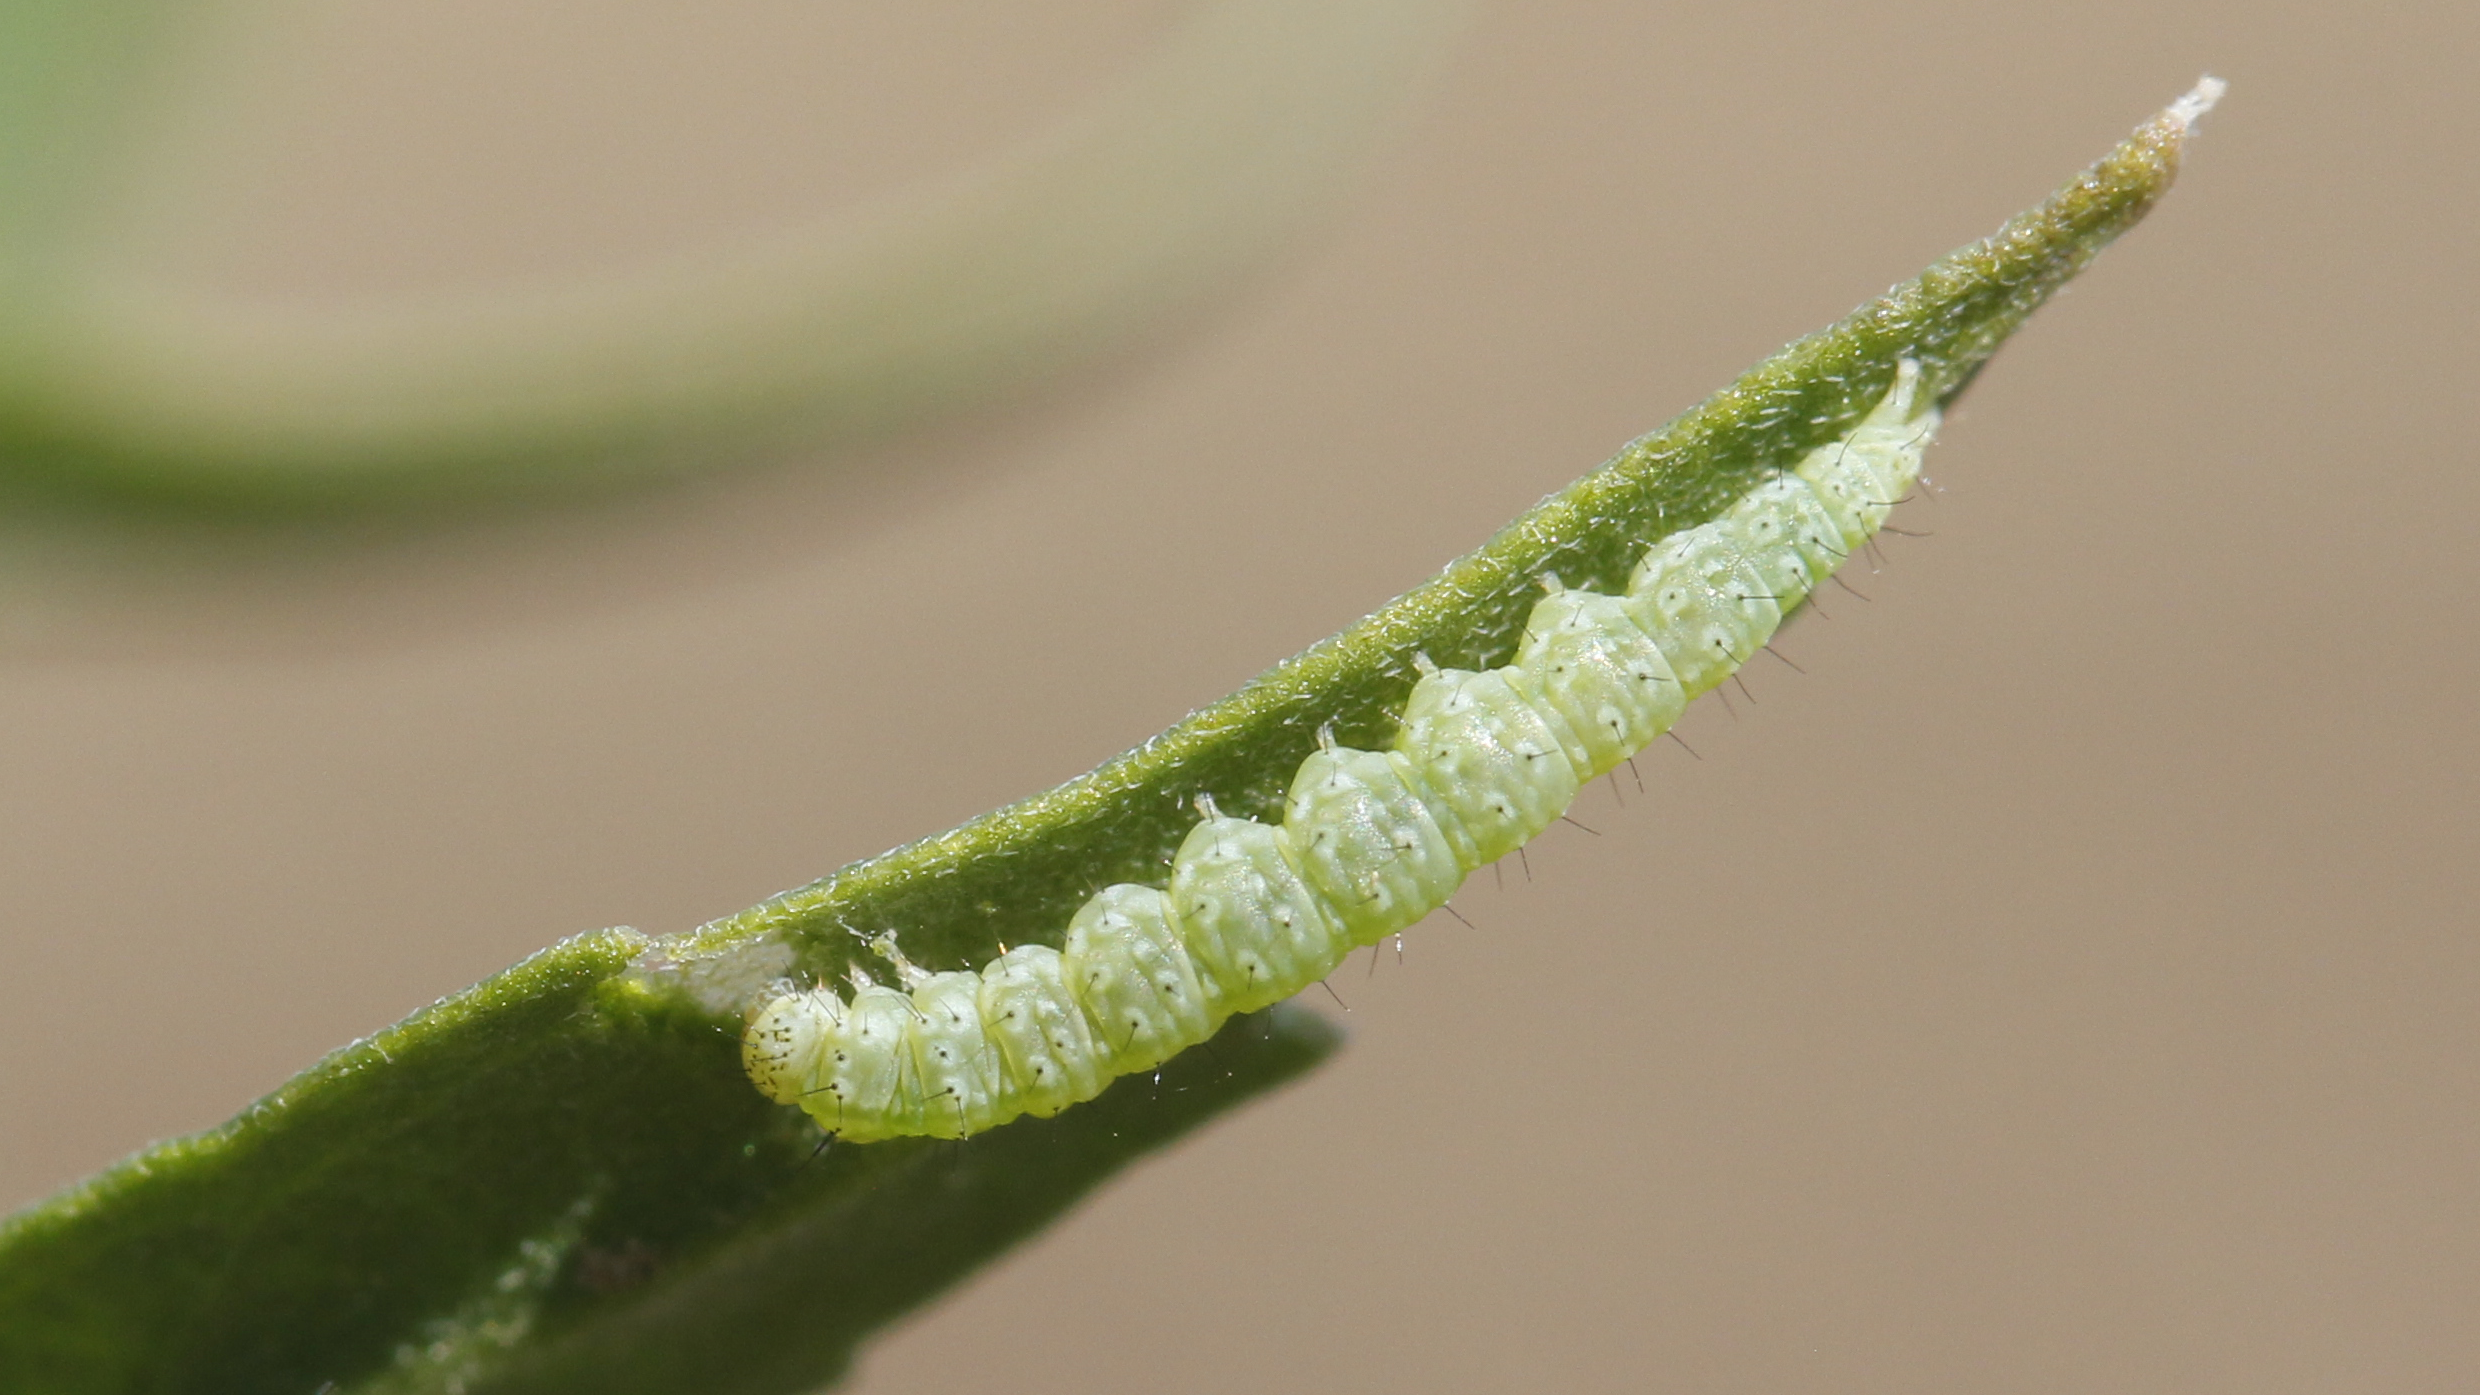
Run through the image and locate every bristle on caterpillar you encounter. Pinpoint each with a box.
[743,361,1939,1141]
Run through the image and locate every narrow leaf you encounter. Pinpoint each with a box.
[0,86,2214,1395]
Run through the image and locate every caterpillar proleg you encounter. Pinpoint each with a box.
[743,361,1940,1142]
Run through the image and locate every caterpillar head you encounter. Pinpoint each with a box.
[741,990,837,1106]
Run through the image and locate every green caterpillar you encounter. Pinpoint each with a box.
[742,360,1939,1142]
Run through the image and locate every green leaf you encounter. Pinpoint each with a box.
[0,89,2210,1395]
[0,928,1339,1395]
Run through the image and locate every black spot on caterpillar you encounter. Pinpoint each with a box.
[743,362,1938,1141]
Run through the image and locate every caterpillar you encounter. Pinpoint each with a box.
[742,359,1940,1142]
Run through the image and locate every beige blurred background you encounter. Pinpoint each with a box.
[4,2,2475,1392]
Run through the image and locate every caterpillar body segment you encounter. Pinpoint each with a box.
[1723,476,1846,600]
[976,944,1105,1118]
[1509,589,1686,773]
[1285,742,1467,942]
[1063,884,1214,1076]
[816,984,921,1136]
[743,365,1942,1142]
[1169,813,1337,1015]
[1399,659,1586,868]
[906,969,1000,1135]
[1795,356,1927,544]
[1627,526,1785,696]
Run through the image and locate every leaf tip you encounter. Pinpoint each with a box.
[2138,74,2229,184]
[2163,74,2229,133]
